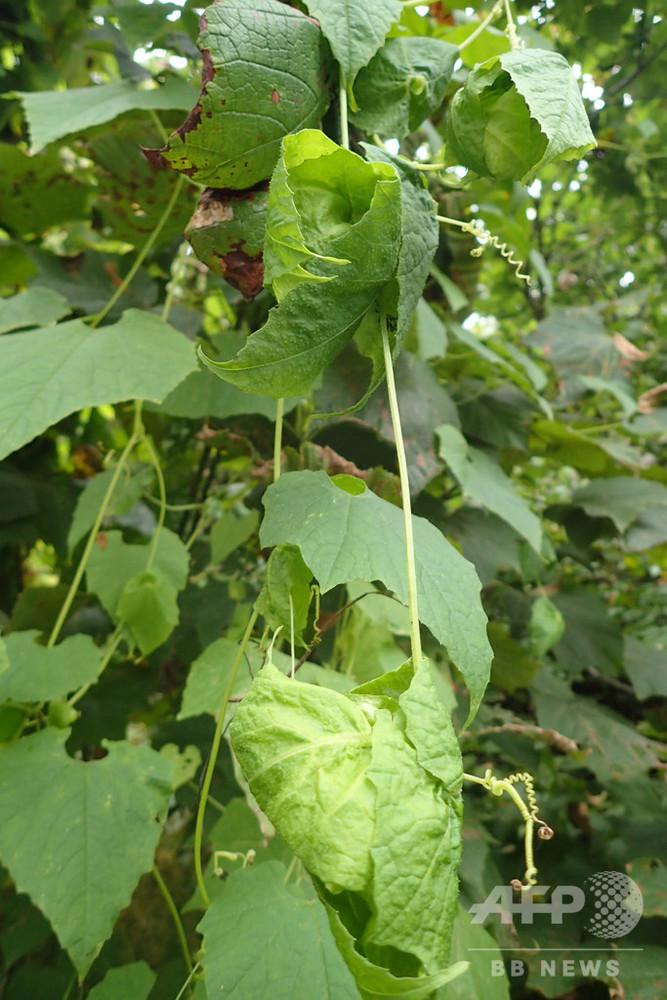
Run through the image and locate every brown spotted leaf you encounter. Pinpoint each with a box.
[145,0,331,189]
[186,182,268,298]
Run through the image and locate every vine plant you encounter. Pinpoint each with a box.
[0,1,597,998]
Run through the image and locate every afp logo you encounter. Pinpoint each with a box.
[469,871,643,938]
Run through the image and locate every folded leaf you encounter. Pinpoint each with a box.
[230,663,376,893]
[447,50,596,183]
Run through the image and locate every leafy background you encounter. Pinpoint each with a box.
[0,1,665,999]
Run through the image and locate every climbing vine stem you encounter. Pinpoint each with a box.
[380,313,422,668]
[152,864,193,975]
[193,608,260,907]
[46,402,144,649]
[339,66,350,151]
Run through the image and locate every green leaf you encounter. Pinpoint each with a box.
[398,658,461,790]
[437,424,542,555]
[303,0,402,92]
[152,1,330,188]
[624,638,667,700]
[67,467,148,555]
[0,632,102,703]
[14,77,197,153]
[86,962,156,1000]
[321,895,468,998]
[199,861,360,999]
[528,306,625,403]
[488,624,540,693]
[178,638,271,720]
[260,470,491,724]
[185,183,268,298]
[0,287,70,334]
[86,527,189,620]
[202,132,402,399]
[0,310,197,462]
[533,670,662,786]
[529,595,565,657]
[154,333,296,421]
[117,570,180,655]
[351,37,458,140]
[446,905,511,1000]
[0,728,173,976]
[210,510,259,565]
[230,663,376,893]
[552,589,623,677]
[365,711,461,973]
[254,543,313,646]
[572,477,667,532]
[447,50,595,183]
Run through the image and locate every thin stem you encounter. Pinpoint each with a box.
[339,66,349,151]
[503,0,520,50]
[47,407,143,649]
[143,434,167,573]
[174,963,201,1000]
[193,608,259,907]
[67,624,125,707]
[380,315,422,668]
[401,159,446,172]
[273,398,285,483]
[152,865,193,974]
[88,174,186,329]
[458,1,503,53]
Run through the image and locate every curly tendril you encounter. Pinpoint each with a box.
[436,214,531,286]
[463,767,554,887]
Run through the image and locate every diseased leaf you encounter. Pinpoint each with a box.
[150,1,330,187]
[15,77,197,153]
[437,424,542,555]
[0,145,89,235]
[199,862,360,999]
[351,37,458,140]
[185,183,268,298]
[0,311,197,462]
[303,0,402,93]
[230,663,376,893]
[0,728,173,976]
[260,470,492,724]
[0,632,102,703]
[447,50,595,183]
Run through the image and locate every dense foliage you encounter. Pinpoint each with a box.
[0,1,665,999]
